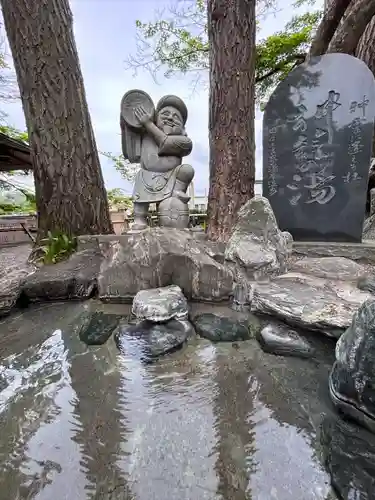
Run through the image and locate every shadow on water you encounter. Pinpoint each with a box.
[0,302,338,499]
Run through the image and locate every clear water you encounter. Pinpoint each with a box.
[0,302,337,500]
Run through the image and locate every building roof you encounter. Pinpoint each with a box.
[0,132,32,172]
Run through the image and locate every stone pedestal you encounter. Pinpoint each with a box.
[293,240,375,264]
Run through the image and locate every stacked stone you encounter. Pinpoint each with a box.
[114,285,194,362]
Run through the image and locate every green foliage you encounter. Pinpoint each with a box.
[100,151,139,183]
[127,0,322,100]
[0,174,36,213]
[0,124,28,143]
[37,231,77,265]
[0,198,36,215]
[256,10,322,100]
[107,188,133,211]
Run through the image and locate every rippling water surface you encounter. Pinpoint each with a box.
[0,302,337,500]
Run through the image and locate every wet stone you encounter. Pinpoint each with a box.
[329,299,375,434]
[257,322,315,359]
[192,313,260,342]
[78,311,124,346]
[114,319,194,363]
[320,415,375,500]
[132,285,188,322]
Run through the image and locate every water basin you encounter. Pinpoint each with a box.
[0,301,338,499]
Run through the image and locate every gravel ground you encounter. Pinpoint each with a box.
[0,244,32,276]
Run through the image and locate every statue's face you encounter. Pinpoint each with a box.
[156,106,184,135]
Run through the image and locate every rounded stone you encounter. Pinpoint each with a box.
[132,285,188,322]
[257,322,314,359]
[192,313,259,342]
[114,319,194,363]
[78,311,124,346]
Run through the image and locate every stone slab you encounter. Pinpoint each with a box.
[293,240,375,264]
[263,53,375,243]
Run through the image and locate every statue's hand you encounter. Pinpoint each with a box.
[134,105,152,126]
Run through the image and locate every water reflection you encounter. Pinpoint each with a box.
[66,326,134,499]
[115,340,219,499]
[0,303,337,499]
[212,350,256,499]
[0,304,88,499]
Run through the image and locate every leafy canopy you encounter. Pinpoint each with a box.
[127,0,322,100]
[106,188,133,210]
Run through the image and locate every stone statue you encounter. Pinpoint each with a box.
[120,90,194,230]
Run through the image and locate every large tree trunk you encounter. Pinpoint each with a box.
[356,6,375,157]
[327,0,375,54]
[356,14,375,74]
[1,0,113,239]
[309,0,352,57]
[206,0,256,242]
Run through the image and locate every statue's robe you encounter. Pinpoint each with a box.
[132,134,192,204]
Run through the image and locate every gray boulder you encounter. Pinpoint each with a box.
[78,311,124,345]
[22,247,102,302]
[0,265,33,316]
[257,323,314,359]
[98,229,234,303]
[330,299,375,434]
[114,319,194,363]
[320,414,375,500]
[132,285,188,322]
[225,196,292,280]
[192,312,260,342]
[251,271,371,338]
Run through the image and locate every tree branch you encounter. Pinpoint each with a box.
[256,52,306,83]
[309,0,352,57]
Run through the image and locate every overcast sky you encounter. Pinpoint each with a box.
[1,0,323,195]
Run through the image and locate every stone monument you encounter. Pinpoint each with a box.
[263,53,375,242]
[120,90,194,230]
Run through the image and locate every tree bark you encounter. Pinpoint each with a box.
[356,6,375,156]
[1,0,113,239]
[356,11,375,76]
[309,0,352,57]
[206,0,256,242]
[327,0,375,54]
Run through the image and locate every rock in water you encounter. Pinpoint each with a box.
[192,313,260,342]
[251,272,371,338]
[225,196,292,280]
[78,311,124,345]
[320,415,375,500]
[114,319,194,362]
[257,323,314,359]
[132,285,188,322]
[329,299,375,434]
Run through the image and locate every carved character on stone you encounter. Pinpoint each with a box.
[120,89,194,230]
